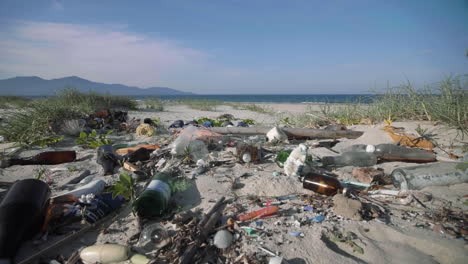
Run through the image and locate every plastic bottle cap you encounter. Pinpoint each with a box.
[196,159,206,167]
[366,145,376,153]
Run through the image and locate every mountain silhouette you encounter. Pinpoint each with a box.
[0,76,194,96]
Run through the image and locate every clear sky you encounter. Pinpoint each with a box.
[0,0,467,94]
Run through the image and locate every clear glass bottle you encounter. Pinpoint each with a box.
[374,144,436,162]
[322,151,377,167]
[391,162,468,190]
[343,144,375,153]
[137,223,169,251]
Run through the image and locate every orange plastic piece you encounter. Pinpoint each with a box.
[192,128,224,144]
[237,206,279,222]
[123,161,139,172]
[116,144,160,155]
[383,126,434,150]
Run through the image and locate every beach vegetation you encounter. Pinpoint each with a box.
[76,130,113,148]
[280,75,468,134]
[0,96,31,109]
[109,172,135,200]
[144,98,164,111]
[194,117,223,127]
[241,103,272,114]
[241,119,256,125]
[179,99,221,111]
[228,102,272,114]
[29,136,64,148]
[0,88,133,146]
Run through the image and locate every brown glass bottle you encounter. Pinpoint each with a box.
[8,151,76,166]
[303,172,342,196]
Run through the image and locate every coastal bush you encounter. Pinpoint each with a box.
[365,75,468,133]
[227,102,272,114]
[180,99,221,111]
[56,88,138,110]
[194,117,223,127]
[0,88,134,146]
[144,98,164,111]
[0,96,31,109]
[279,75,468,134]
[75,130,113,148]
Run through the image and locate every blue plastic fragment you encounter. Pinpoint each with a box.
[289,231,303,237]
[276,195,298,201]
[202,121,214,127]
[303,206,314,212]
[309,215,325,223]
[255,221,263,227]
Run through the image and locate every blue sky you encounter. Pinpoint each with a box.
[0,0,466,94]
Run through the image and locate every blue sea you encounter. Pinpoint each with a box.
[139,94,376,104]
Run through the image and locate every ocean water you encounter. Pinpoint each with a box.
[138,94,376,103]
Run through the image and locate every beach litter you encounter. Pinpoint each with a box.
[1,106,467,264]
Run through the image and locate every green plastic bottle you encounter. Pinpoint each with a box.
[134,172,172,217]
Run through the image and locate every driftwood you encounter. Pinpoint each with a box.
[205,127,363,139]
[179,196,226,264]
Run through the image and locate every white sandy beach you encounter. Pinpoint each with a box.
[1,103,467,264]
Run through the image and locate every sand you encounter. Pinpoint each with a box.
[1,103,467,264]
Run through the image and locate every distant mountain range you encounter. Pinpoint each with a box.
[0,76,194,96]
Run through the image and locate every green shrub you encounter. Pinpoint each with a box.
[0,96,31,109]
[180,99,221,111]
[0,88,135,146]
[227,102,272,114]
[108,172,135,200]
[277,75,468,134]
[144,98,164,111]
[76,130,112,148]
[193,117,222,126]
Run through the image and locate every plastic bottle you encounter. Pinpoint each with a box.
[133,172,172,217]
[55,179,106,199]
[97,145,119,175]
[80,244,129,264]
[343,144,376,153]
[0,179,51,262]
[322,152,377,167]
[302,172,343,196]
[188,140,209,162]
[391,162,468,190]
[237,206,279,222]
[171,126,209,159]
[6,151,76,167]
[284,144,308,176]
[130,254,150,264]
[137,223,169,251]
[374,144,436,162]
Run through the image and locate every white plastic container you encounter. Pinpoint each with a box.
[55,179,105,199]
[266,127,288,143]
[284,144,308,177]
[80,244,129,264]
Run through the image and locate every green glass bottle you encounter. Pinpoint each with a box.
[134,172,172,217]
